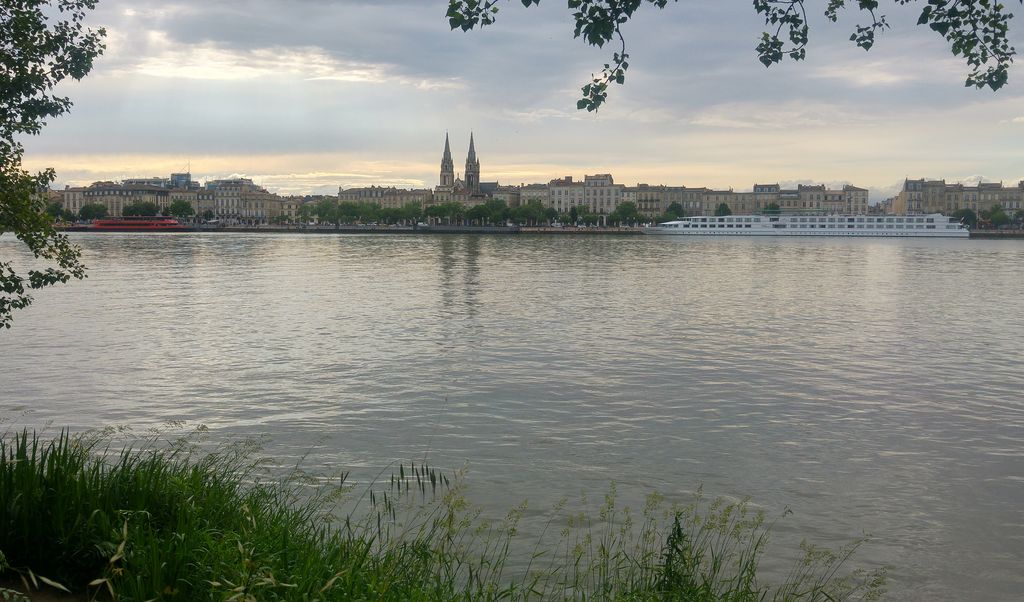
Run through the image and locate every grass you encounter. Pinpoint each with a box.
[0,429,885,601]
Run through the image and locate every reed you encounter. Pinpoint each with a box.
[0,430,885,600]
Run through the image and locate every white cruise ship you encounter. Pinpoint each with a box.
[642,213,969,237]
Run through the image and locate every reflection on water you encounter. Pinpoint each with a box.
[2,233,1023,600]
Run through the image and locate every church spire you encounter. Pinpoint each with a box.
[465,132,480,195]
[440,132,454,188]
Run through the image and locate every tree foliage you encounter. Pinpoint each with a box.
[167,199,195,218]
[447,0,1022,110]
[609,201,641,225]
[78,203,107,220]
[949,207,977,227]
[0,0,106,329]
[510,198,549,224]
[715,203,733,217]
[122,201,160,217]
[980,203,1010,227]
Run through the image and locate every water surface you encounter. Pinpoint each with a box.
[2,233,1022,600]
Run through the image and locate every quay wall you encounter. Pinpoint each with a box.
[969,229,1024,239]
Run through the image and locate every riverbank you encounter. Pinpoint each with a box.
[56,223,1024,237]
[967,228,1024,238]
[0,430,883,601]
[205,224,643,235]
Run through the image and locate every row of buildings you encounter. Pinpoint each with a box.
[55,134,1024,223]
[337,133,873,218]
[60,174,305,224]
[889,178,1024,215]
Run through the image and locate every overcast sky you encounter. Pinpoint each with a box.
[22,0,1024,201]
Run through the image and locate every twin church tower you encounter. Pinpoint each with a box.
[437,132,480,198]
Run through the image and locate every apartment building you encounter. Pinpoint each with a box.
[519,183,548,207]
[894,179,1024,214]
[583,174,625,215]
[338,185,433,209]
[69,182,170,217]
[547,176,585,213]
[205,178,284,224]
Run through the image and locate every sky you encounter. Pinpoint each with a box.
[22,0,1024,202]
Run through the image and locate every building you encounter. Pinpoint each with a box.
[547,176,584,213]
[631,184,665,217]
[338,186,433,209]
[843,185,870,214]
[893,179,1024,214]
[434,132,487,206]
[72,181,170,217]
[704,190,738,215]
[61,172,222,219]
[491,185,521,208]
[519,183,548,208]
[205,178,284,224]
[60,186,88,216]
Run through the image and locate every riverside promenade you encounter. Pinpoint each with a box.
[212,224,1023,238]
[211,224,644,235]
[58,223,1024,238]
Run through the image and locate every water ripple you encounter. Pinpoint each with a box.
[2,233,1023,600]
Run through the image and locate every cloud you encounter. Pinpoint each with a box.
[103,31,464,90]
[809,60,920,87]
[687,101,875,129]
[25,0,1024,205]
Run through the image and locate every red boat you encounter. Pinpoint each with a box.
[90,216,191,232]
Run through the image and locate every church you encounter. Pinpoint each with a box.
[433,133,492,206]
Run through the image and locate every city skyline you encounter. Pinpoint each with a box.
[20,1,1024,203]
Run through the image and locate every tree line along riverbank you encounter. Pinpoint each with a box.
[0,430,885,601]
[52,223,1024,238]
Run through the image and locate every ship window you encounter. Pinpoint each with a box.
[927,225,935,229]
[927,218,934,223]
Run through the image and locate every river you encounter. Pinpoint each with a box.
[2,232,1022,600]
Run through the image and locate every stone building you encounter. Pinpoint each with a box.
[519,183,548,207]
[893,179,1024,214]
[582,174,624,215]
[434,132,487,206]
[205,178,283,224]
[339,185,433,209]
[72,181,170,217]
[547,176,585,213]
